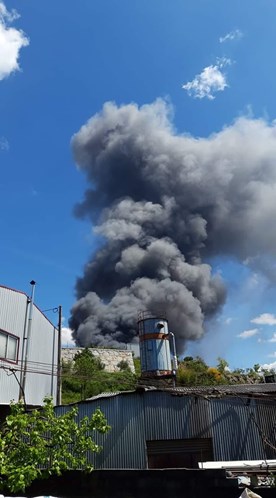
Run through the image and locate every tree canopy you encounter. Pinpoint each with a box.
[0,397,110,493]
[62,348,138,404]
[176,356,266,386]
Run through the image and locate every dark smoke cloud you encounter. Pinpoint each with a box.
[69,99,276,352]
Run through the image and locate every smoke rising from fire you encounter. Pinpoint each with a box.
[69,99,276,352]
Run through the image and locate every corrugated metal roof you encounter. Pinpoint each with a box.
[163,383,276,396]
[86,391,125,401]
[70,383,276,405]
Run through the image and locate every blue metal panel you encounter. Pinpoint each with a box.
[56,393,147,469]
[255,399,276,459]
[210,397,265,461]
[55,390,276,469]
[139,317,172,374]
[143,391,212,441]
[140,339,171,372]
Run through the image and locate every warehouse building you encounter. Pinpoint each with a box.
[56,383,276,469]
[0,284,59,406]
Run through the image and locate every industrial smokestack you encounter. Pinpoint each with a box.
[69,99,276,354]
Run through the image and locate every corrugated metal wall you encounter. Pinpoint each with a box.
[143,391,212,440]
[255,399,276,459]
[0,286,58,405]
[210,397,265,460]
[55,390,276,468]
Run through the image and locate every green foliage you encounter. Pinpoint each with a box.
[62,349,138,403]
[0,397,110,493]
[216,357,229,374]
[74,347,105,376]
[62,369,138,404]
[176,356,265,386]
[133,357,141,376]
[177,357,224,386]
[117,360,131,371]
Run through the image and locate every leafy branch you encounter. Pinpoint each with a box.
[0,397,110,493]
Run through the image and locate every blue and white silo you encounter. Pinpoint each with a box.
[138,311,177,378]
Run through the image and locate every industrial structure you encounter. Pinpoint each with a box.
[56,384,276,469]
[137,311,177,380]
[0,283,59,406]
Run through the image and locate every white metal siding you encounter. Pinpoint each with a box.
[0,287,27,337]
[24,305,58,405]
[0,286,58,405]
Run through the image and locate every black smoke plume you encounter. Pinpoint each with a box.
[69,99,276,352]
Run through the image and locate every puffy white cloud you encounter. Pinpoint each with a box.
[182,58,231,100]
[261,361,276,370]
[61,327,75,347]
[237,328,259,339]
[268,333,276,343]
[0,1,29,81]
[251,313,276,325]
[219,29,243,43]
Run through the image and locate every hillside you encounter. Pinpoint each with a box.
[61,350,268,404]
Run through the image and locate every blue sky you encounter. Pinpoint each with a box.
[2,0,276,370]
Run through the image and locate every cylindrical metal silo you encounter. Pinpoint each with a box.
[138,311,173,378]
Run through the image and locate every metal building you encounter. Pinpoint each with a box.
[0,284,58,406]
[56,384,276,468]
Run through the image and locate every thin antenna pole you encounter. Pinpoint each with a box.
[56,305,62,405]
[18,296,30,401]
[20,280,36,402]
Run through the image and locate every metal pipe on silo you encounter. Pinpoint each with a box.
[169,332,178,373]
[169,332,178,387]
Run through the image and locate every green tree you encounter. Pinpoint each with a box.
[0,397,110,493]
[117,360,131,371]
[62,349,138,403]
[133,357,141,376]
[74,347,105,377]
[216,357,229,374]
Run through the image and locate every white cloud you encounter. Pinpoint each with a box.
[261,361,276,371]
[0,1,29,81]
[268,352,276,358]
[0,2,19,22]
[219,29,243,43]
[237,328,259,339]
[182,58,231,100]
[61,327,75,347]
[268,333,276,343]
[251,313,276,326]
[0,136,9,150]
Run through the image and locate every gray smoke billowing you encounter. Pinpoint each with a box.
[69,99,276,353]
